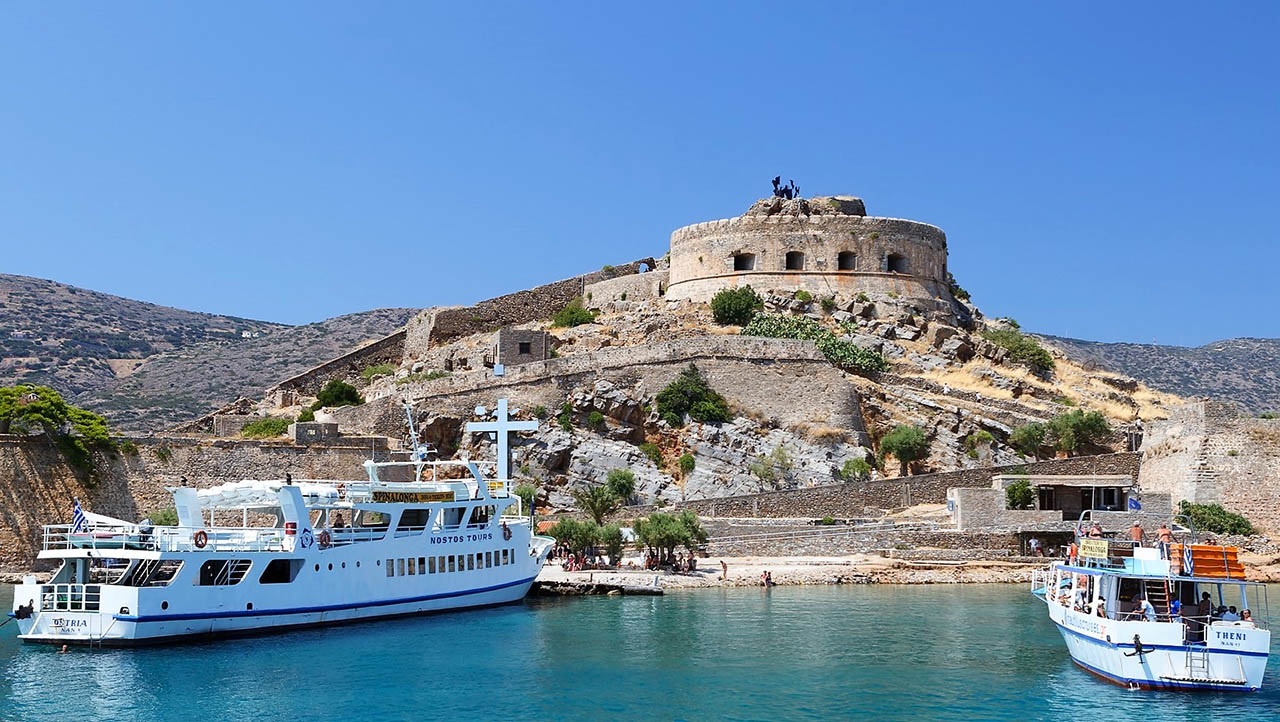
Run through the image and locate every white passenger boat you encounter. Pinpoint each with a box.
[9,399,554,646]
[1031,514,1270,691]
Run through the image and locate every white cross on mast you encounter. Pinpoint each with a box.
[465,398,538,480]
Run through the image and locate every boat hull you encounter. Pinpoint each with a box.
[15,576,536,647]
[1047,600,1267,692]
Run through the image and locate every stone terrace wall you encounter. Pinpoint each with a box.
[343,335,863,437]
[0,436,396,573]
[615,453,1141,520]
[704,529,1024,556]
[402,259,656,361]
[272,328,407,395]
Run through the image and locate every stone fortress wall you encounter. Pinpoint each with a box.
[664,196,952,313]
[1138,400,1280,533]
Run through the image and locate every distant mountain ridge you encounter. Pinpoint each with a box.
[0,273,415,430]
[1042,335,1280,413]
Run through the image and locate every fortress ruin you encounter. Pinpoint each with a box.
[664,195,956,317]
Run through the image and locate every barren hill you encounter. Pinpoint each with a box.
[0,273,415,430]
[1042,335,1280,413]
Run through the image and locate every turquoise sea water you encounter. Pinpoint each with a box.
[2,583,1278,721]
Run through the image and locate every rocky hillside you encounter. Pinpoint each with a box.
[1043,335,1280,413]
[0,273,415,431]
[0,273,284,396]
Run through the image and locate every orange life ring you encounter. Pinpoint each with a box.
[193,530,208,549]
[318,529,332,548]
[502,523,512,541]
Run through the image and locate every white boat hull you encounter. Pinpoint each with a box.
[1045,597,1268,691]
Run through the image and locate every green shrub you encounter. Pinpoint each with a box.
[880,425,929,476]
[840,458,872,481]
[360,363,395,382]
[547,517,603,554]
[1046,409,1110,456]
[855,292,870,303]
[606,469,636,504]
[1227,449,1238,457]
[587,411,606,431]
[709,286,763,325]
[514,483,537,511]
[296,408,315,423]
[1178,501,1254,536]
[601,523,625,565]
[240,417,291,439]
[639,442,663,467]
[154,445,173,463]
[633,510,707,562]
[0,384,116,480]
[820,516,836,526]
[820,296,837,312]
[532,405,548,419]
[749,445,793,487]
[146,507,179,526]
[1009,423,1047,459]
[1053,396,1076,407]
[678,453,696,475]
[947,272,970,302]
[964,430,995,459]
[551,297,596,328]
[980,328,1054,372]
[741,314,887,376]
[794,290,813,303]
[313,379,363,409]
[655,363,731,427]
[1260,412,1278,419]
[1005,478,1035,510]
[118,439,140,456]
[557,402,573,432]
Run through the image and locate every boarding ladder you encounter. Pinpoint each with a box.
[1185,646,1210,679]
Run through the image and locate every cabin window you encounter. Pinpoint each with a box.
[418,557,426,573]
[837,251,856,271]
[398,509,431,531]
[475,553,484,569]
[397,559,406,576]
[886,253,907,273]
[733,253,756,271]
[467,555,475,571]
[197,559,250,586]
[785,251,805,270]
[448,556,456,573]
[408,558,416,575]
[502,549,509,565]
[259,559,303,584]
[470,506,495,527]
[438,556,446,573]
[428,557,437,574]
[121,559,184,587]
[386,559,395,577]
[486,552,492,568]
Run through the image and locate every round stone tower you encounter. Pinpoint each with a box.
[665,195,953,314]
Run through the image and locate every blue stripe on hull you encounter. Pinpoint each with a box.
[1052,618,1268,658]
[115,575,537,623]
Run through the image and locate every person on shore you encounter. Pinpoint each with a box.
[1156,523,1174,559]
[720,560,727,581]
[1129,522,1144,545]
[1028,537,1042,557]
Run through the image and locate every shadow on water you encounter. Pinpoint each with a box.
[2,584,1279,721]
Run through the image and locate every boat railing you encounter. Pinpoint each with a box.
[43,523,291,553]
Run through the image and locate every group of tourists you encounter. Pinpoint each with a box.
[642,550,697,572]
[551,543,610,571]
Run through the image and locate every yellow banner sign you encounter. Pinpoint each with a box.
[371,491,454,503]
[1078,539,1109,559]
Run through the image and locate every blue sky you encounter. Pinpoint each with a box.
[2,3,1276,346]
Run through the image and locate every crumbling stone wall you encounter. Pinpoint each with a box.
[585,269,669,307]
[0,435,393,573]
[1139,401,1280,532]
[615,453,1141,520]
[402,259,656,362]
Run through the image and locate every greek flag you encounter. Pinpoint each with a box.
[1183,544,1194,576]
[71,497,87,533]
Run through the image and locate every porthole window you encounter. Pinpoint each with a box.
[161,601,169,610]
[246,603,253,611]
[314,564,320,572]
[328,563,333,571]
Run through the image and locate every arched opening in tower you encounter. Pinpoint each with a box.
[886,253,908,273]
[733,253,756,271]
[837,251,857,271]
[785,251,805,271]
